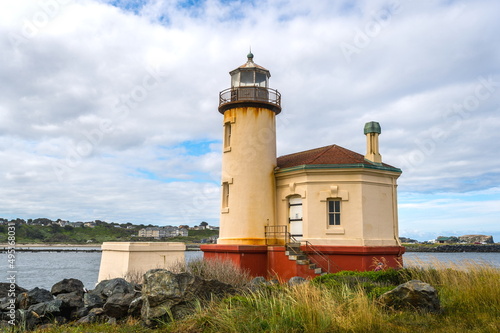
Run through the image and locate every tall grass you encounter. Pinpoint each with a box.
[167,261,500,333]
[27,261,500,333]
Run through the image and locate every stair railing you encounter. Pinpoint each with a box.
[302,241,336,273]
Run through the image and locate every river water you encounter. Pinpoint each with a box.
[1,249,499,290]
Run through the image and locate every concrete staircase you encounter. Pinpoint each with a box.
[285,242,324,275]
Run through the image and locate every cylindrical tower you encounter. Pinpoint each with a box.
[217,53,281,245]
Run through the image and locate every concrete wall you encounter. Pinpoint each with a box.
[275,167,401,246]
[98,242,186,282]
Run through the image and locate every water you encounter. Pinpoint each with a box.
[1,249,203,290]
[403,252,500,269]
[1,250,499,290]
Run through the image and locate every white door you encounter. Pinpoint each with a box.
[289,197,303,238]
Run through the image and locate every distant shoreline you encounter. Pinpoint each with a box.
[0,243,202,252]
[0,243,101,247]
[404,244,500,253]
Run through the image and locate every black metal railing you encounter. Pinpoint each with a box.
[219,87,281,108]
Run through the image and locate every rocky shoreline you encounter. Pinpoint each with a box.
[404,244,500,252]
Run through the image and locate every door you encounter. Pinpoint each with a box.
[289,197,303,238]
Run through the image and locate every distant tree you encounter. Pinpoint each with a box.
[200,221,209,227]
[25,228,45,240]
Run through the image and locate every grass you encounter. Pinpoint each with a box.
[14,261,500,333]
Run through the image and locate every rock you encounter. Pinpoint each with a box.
[51,279,85,296]
[92,278,134,299]
[458,234,494,244]
[103,292,137,319]
[56,291,84,309]
[17,287,54,310]
[288,276,307,286]
[84,292,105,309]
[0,297,16,312]
[28,299,64,317]
[128,296,143,318]
[141,269,235,327]
[248,276,271,291]
[378,280,440,312]
[56,291,84,319]
[73,306,90,319]
[0,283,27,298]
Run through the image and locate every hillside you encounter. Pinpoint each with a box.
[0,223,218,244]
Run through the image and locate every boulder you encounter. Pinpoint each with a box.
[83,292,105,309]
[128,296,143,318]
[28,299,64,317]
[103,292,137,319]
[51,279,85,296]
[56,291,84,309]
[288,276,307,286]
[141,269,235,327]
[378,280,440,312]
[248,276,271,291]
[56,291,85,319]
[17,287,54,310]
[76,307,106,324]
[92,278,134,299]
[0,283,27,298]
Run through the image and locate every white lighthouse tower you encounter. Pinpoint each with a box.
[216,53,281,246]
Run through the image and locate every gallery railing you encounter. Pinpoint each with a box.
[219,87,281,109]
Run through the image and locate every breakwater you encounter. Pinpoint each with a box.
[405,244,500,252]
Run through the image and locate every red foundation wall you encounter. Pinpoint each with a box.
[304,245,405,273]
[201,244,406,279]
[200,244,268,277]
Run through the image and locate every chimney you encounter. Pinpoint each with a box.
[364,121,382,164]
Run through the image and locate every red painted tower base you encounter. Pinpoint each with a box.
[200,244,405,280]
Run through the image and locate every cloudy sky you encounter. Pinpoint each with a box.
[1,0,499,241]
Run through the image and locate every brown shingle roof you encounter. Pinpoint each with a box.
[276,144,398,170]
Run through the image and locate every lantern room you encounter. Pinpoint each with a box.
[230,52,270,88]
[219,53,281,114]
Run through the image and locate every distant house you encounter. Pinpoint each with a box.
[83,222,96,228]
[436,236,452,244]
[138,226,188,239]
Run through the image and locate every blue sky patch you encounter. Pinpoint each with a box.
[175,140,218,156]
[108,0,149,14]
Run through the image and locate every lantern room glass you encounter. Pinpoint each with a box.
[231,70,268,88]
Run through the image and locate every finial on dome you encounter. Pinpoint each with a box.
[247,47,254,61]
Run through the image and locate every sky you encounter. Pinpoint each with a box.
[1,0,499,242]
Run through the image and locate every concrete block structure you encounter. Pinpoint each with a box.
[98,242,185,281]
[201,53,405,279]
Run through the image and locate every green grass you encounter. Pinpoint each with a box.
[15,261,500,333]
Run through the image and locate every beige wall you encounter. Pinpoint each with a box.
[275,168,401,246]
[218,106,277,245]
[98,242,186,282]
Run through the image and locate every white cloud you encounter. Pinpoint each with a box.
[1,0,499,238]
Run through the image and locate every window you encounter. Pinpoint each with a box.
[240,71,253,86]
[327,200,341,226]
[222,182,229,209]
[224,122,231,149]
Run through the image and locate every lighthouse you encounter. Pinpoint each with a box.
[217,52,281,246]
[201,54,405,279]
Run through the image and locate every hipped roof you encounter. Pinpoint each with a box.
[276,144,400,172]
